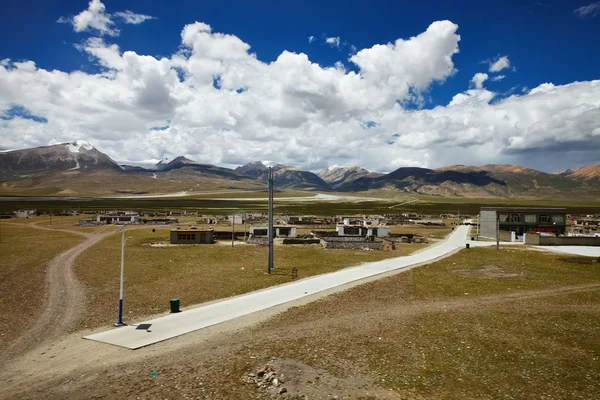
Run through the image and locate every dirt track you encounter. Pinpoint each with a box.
[0,224,114,365]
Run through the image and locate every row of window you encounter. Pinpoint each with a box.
[177,233,197,240]
[498,214,564,224]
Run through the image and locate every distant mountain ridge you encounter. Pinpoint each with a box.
[236,161,330,190]
[0,142,599,198]
[318,166,383,188]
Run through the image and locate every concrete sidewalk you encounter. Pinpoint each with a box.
[85,224,472,349]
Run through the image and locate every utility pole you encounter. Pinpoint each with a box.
[496,214,500,251]
[50,212,52,226]
[231,214,235,247]
[267,166,274,274]
[115,224,127,326]
[477,213,480,239]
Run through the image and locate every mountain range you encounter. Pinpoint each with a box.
[0,141,599,198]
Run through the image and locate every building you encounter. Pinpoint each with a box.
[479,207,567,239]
[227,215,244,225]
[249,226,297,238]
[170,228,214,244]
[336,224,390,237]
[341,217,380,227]
[14,210,29,218]
[97,212,140,224]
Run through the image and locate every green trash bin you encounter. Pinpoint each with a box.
[170,298,180,313]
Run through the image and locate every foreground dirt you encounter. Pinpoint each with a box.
[1,247,598,400]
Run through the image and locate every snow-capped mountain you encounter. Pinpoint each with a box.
[0,141,122,174]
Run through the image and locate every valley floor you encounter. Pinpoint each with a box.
[0,219,599,399]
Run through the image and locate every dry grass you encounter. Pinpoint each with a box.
[8,246,600,399]
[74,227,427,329]
[160,247,598,399]
[389,224,452,239]
[0,225,83,351]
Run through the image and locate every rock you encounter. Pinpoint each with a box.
[279,374,285,383]
[278,387,287,395]
[248,372,256,377]
[272,378,279,387]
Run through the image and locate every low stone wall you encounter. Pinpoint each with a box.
[282,238,321,245]
[526,232,600,246]
[247,237,268,246]
[320,237,382,250]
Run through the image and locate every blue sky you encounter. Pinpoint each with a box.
[1,0,599,172]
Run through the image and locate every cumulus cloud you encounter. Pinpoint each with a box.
[1,20,599,172]
[574,2,600,18]
[470,73,488,89]
[325,36,341,47]
[57,0,153,36]
[490,75,505,81]
[489,55,511,72]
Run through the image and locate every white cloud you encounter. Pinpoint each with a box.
[470,72,488,89]
[1,20,599,173]
[490,75,505,81]
[114,10,155,25]
[58,0,153,36]
[489,55,511,73]
[308,36,315,43]
[325,36,341,47]
[574,2,600,18]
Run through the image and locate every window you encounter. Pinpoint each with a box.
[254,229,268,236]
[509,214,521,223]
[344,226,360,235]
[498,214,509,222]
[177,233,196,241]
[539,214,550,223]
[524,214,536,223]
[552,215,564,224]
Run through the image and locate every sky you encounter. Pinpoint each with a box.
[0,0,599,173]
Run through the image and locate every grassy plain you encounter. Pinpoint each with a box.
[185,247,600,399]
[24,246,600,399]
[0,224,83,351]
[74,226,428,329]
[1,192,600,216]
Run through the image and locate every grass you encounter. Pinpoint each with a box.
[0,224,83,351]
[74,227,427,329]
[179,246,600,399]
[1,196,599,216]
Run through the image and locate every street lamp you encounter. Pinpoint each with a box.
[115,224,127,326]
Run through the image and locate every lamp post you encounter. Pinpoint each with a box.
[115,224,127,326]
[267,167,274,274]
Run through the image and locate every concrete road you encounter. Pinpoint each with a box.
[85,224,472,349]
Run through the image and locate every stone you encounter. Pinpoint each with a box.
[248,372,256,377]
[278,387,287,394]
[272,378,279,387]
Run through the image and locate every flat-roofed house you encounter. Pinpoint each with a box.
[480,207,566,240]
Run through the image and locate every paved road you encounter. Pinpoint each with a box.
[85,224,473,349]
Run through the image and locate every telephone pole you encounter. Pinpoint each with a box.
[267,167,274,274]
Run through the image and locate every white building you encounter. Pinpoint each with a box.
[342,217,380,227]
[14,210,29,218]
[249,226,297,238]
[97,212,140,224]
[228,215,244,225]
[336,224,390,237]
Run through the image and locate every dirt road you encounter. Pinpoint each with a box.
[0,224,114,364]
